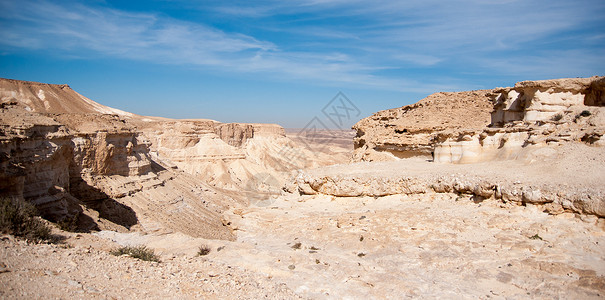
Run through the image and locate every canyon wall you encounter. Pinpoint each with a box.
[434,77,605,163]
[0,78,310,239]
[352,90,493,161]
[0,77,347,238]
[0,104,237,239]
[139,119,332,192]
[352,76,605,164]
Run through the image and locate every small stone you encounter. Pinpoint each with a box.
[68,280,82,288]
[544,202,564,215]
[0,262,10,273]
[85,286,101,293]
[288,265,295,270]
[579,214,598,223]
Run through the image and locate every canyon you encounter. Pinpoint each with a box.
[1,77,604,299]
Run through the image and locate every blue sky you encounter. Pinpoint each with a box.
[1,0,604,128]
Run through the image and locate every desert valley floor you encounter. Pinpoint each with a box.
[3,189,604,299]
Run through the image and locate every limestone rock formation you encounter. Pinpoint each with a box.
[290,143,605,217]
[435,76,605,163]
[352,90,493,161]
[138,120,333,192]
[214,123,254,147]
[352,76,605,164]
[0,77,342,239]
[0,78,134,116]
[336,76,605,218]
[491,77,601,124]
[2,76,605,299]
[0,102,238,239]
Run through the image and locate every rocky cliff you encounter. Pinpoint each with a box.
[352,76,605,163]
[138,119,332,193]
[0,102,238,239]
[332,76,605,217]
[435,76,605,163]
[352,90,493,161]
[0,78,341,239]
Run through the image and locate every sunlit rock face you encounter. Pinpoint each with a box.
[491,77,602,125]
[352,76,604,165]
[352,90,494,162]
[433,76,605,164]
[0,77,347,238]
[0,79,291,238]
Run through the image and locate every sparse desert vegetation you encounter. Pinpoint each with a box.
[0,197,52,243]
[110,245,161,262]
[197,245,211,256]
[2,0,603,296]
[552,113,564,121]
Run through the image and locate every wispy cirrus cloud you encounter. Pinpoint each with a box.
[199,0,605,79]
[1,0,603,94]
[0,0,274,61]
[0,0,460,92]
[0,0,415,89]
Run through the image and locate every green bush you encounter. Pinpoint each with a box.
[0,197,52,242]
[110,245,161,262]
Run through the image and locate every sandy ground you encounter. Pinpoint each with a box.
[0,233,300,299]
[218,193,605,299]
[2,190,603,299]
[2,77,603,299]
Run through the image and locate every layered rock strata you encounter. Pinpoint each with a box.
[352,90,493,161]
[435,77,605,163]
[352,77,604,163]
[0,78,293,239]
[289,143,605,217]
[0,104,236,239]
[0,77,348,238]
[138,120,324,192]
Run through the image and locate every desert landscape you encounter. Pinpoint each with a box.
[0,75,604,298]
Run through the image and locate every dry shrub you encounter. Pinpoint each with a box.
[0,197,52,242]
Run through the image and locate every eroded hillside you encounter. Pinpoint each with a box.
[0,78,349,239]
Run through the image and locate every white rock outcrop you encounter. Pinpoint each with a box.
[434,76,605,164]
[352,90,493,161]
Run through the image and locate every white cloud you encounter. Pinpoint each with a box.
[1,0,603,93]
[1,0,445,92]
